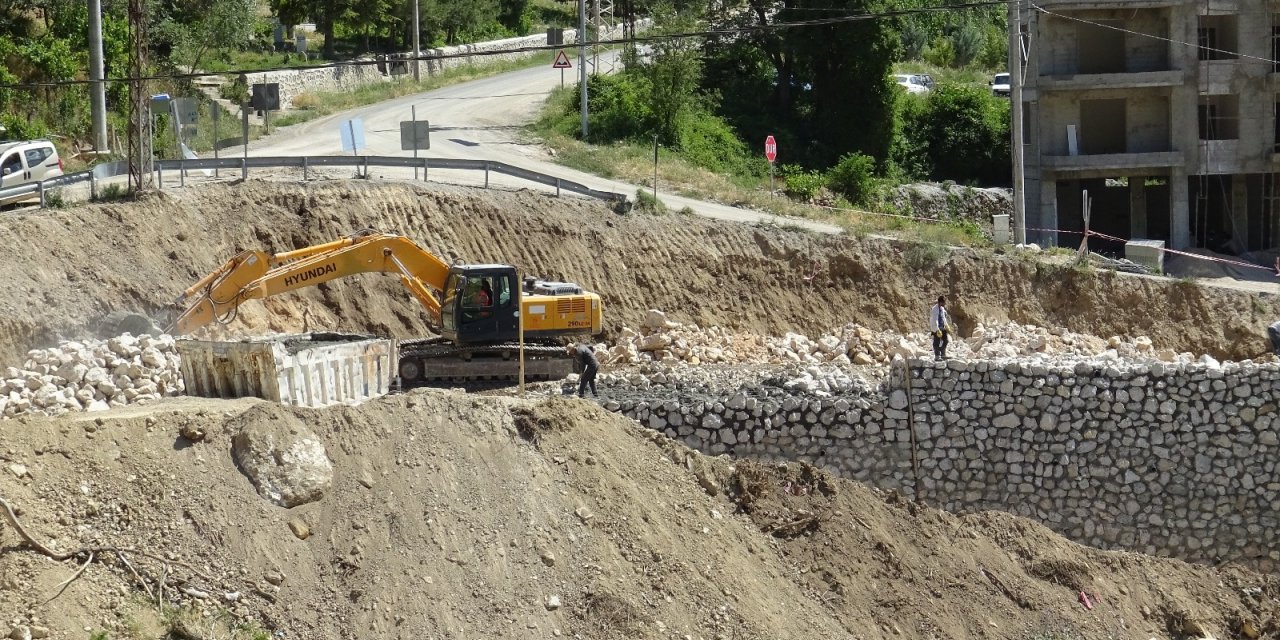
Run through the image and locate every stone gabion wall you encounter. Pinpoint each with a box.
[607,358,1280,569]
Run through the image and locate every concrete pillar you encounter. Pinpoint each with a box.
[1231,174,1249,252]
[1171,170,1191,249]
[1130,177,1148,238]
[1039,177,1059,247]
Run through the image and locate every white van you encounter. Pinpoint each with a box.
[0,139,64,206]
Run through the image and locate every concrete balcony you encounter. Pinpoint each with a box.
[1041,151,1183,173]
[1036,70,1183,92]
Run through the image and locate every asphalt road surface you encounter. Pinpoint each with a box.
[246,57,844,234]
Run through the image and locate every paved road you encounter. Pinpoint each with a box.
[247,59,844,234]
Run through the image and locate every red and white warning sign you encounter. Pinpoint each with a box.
[552,51,572,69]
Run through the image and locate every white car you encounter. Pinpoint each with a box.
[893,74,930,95]
[0,139,64,206]
[991,72,1011,97]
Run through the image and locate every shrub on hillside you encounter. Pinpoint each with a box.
[826,152,877,205]
[677,112,748,174]
[891,84,1010,186]
[782,164,826,201]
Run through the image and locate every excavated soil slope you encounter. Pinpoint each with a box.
[1,180,1278,364]
[0,391,1274,640]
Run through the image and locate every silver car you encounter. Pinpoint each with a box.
[0,139,64,206]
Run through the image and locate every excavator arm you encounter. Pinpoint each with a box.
[172,231,454,335]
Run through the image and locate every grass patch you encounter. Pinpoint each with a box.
[632,188,665,214]
[529,85,1000,253]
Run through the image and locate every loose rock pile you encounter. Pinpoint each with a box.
[602,309,1202,369]
[1,334,184,418]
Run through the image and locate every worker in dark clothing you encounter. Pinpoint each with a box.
[568,343,599,398]
[1268,320,1280,356]
[928,295,951,361]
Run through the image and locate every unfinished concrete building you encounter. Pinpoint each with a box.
[1024,1,1280,256]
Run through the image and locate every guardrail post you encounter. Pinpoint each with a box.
[90,170,98,201]
[157,164,163,189]
[555,177,561,197]
[37,181,45,208]
[423,158,429,182]
[241,158,247,180]
[180,159,186,188]
[362,157,369,179]
[303,156,309,181]
[484,161,489,189]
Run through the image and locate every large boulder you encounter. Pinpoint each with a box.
[231,407,334,508]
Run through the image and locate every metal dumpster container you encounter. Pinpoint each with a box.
[176,333,397,408]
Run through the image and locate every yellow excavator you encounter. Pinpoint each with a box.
[171,229,603,383]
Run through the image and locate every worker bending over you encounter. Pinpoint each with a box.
[569,343,600,398]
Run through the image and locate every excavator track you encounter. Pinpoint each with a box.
[397,338,573,387]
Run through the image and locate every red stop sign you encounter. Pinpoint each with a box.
[764,135,777,163]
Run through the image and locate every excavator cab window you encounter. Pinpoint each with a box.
[461,276,495,323]
[442,273,460,333]
[495,275,512,307]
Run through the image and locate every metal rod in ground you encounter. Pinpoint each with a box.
[652,135,658,202]
[413,104,419,181]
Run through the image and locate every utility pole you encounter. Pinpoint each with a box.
[579,0,588,138]
[412,0,421,81]
[1009,0,1027,244]
[127,0,151,191]
[88,0,109,152]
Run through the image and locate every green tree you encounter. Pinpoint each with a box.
[911,83,1008,184]
[644,6,702,144]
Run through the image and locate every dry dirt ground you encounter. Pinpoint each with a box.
[0,391,1275,640]
[1,180,1279,365]
[2,180,1280,639]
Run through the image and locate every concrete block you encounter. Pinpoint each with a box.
[1125,239,1165,274]
[993,214,1010,245]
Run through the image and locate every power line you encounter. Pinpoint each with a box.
[1030,2,1280,67]
[0,0,1006,90]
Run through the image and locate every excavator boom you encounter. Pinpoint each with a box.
[173,231,451,335]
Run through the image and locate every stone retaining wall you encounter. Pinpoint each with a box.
[606,358,1280,570]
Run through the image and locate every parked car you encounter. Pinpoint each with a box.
[0,139,63,206]
[990,72,1011,97]
[893,74,930,95]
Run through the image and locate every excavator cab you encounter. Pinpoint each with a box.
[441,266,520,344]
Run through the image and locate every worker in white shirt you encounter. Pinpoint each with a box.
[928,295,951,361]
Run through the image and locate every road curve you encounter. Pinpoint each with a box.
[247,59,844,234]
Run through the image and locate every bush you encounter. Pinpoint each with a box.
[782,164,826,201]
[676,111,748,174]
[826,152,877,205]
[978,24,1008,70]
[950,24,983,67]
[290,92,321,110]
[901,21,928,60]
[923,36,955,68]
[632,188,665,214]
[583,73,652,142]
[891,84,1010,186]
[0,113,48,140]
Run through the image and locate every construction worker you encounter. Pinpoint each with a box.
[928,295,950,361]
[1268,319,1280,357]
[568,343,599,398]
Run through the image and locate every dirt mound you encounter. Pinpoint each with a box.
[0,392,1274,639]
[1,180,1277,364]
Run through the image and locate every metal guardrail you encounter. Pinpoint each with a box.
[0,155,628,209]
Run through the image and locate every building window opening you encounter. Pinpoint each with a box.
[1198,95,1239,140]
[1198,15,1238,61]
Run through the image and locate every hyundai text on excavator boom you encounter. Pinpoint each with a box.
[171,229,604,384]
